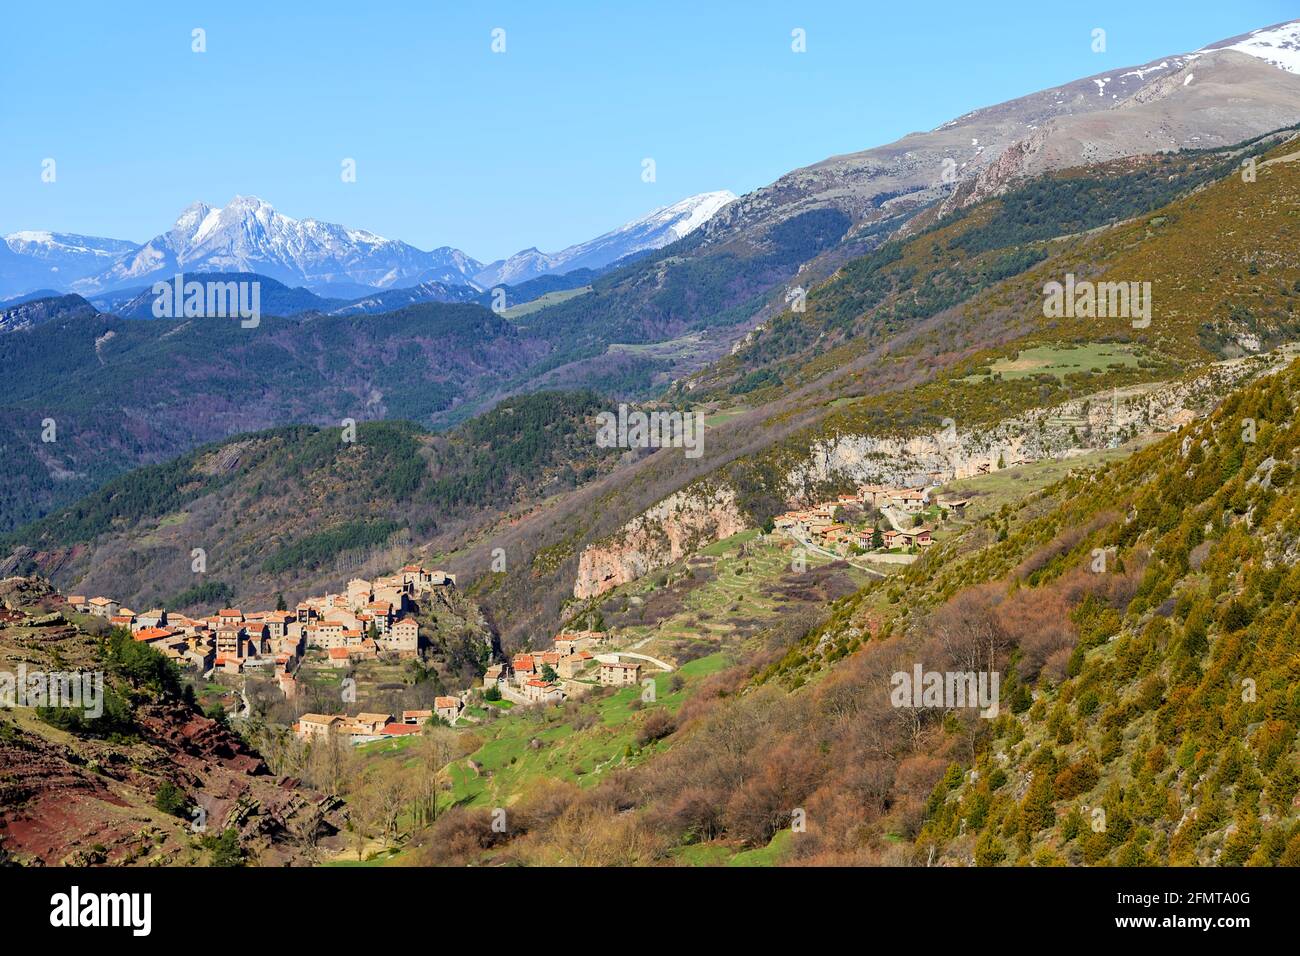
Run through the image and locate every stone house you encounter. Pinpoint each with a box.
[598,660,642,686]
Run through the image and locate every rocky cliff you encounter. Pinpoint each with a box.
[573,486,748,599]
[785,355,1273,493]
[572,352,1280,602]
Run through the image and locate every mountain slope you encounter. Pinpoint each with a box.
[0,293,97,335]
[399,329,1300,868]
[496,22,1300,401]
[429,127,1300,651]
[0,300,543,531]
[0,392,619,614]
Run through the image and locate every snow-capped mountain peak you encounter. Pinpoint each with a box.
[69,197,482,294]
[474,189,736,287]
[647,190,738,241]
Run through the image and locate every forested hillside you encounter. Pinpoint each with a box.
[1,392,617,614]
[410,352,1300,866]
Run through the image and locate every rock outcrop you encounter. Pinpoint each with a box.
[573,486,748,599]
[786,357,1270,493]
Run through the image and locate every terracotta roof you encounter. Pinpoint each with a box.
[435,696,460,709]
[299,713,342,725]
[134,627,176,642]
[327,647,350,659]
[382,723,420,736]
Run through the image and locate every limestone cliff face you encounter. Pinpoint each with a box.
[573,486,747,599]
[571,355,1272,601]
[785,361,1262,494]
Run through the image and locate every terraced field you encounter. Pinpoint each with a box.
[593,529,875,660]
[441,653,730,811]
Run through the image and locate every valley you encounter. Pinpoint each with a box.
[4,14,1300,880]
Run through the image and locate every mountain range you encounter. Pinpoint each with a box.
[0,190,737,301]
[1,20,1299,542]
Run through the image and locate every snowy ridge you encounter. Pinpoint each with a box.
[72,196,481,294]
[474,190,736,287]
[1207,20,1300,74]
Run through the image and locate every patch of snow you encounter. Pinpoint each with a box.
[1217,21,1300,74]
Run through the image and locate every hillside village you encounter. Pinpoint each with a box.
[65,564,456,700]
[773,483,972,559]
[296,628,669,744]
[62,556,678,750]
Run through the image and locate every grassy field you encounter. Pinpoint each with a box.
[501,286,591,319]
[607,330,710,362]
[668,827,795,866]
[703,405,753,429]
[964,343,1141,382]
[443,653,730,810]
[937,438,1158,520]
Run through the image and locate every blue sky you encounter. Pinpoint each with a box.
[1,0,1293,261]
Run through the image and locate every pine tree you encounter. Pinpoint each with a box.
[1022,771,1056,833]
[975,829,1005,866]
